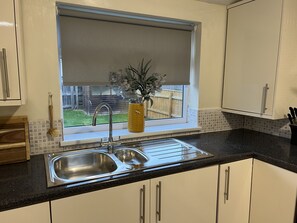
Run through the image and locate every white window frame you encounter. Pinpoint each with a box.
[63,86,189,136]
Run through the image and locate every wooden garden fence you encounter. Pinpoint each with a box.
[144,90,183,119]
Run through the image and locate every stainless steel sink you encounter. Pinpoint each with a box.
[114,148,149,168]
[44,138,213,187]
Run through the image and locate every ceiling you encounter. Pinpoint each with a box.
[197,0,242,5]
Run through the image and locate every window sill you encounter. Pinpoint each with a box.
[61,123,201,147]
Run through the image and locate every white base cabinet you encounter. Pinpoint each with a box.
[150,166,218,223]
[0,202,50,223]
[217,159,253,223]
[250,159,297,223]
[51,180,150,223]
[51,166,219,223]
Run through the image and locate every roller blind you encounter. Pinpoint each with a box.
[58,7,193,86]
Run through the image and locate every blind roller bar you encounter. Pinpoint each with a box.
[58,6,195,31]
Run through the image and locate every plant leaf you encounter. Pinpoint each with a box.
[149,98,153,107]
[143,59,152,76]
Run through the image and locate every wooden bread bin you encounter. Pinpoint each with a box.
[0,116,30,165]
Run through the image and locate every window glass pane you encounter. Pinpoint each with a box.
[62,85,184,128]
[145,85,183,121]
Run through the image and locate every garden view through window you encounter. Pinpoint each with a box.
[62,85,185,128]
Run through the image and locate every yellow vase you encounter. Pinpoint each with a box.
[128,103,144,133]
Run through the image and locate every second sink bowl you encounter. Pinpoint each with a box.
[114,148,149,168]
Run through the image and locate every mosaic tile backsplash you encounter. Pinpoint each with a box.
[198,109,244,133]
[29,120,63,155]
[244,116,291,138]
[28,109,292,155]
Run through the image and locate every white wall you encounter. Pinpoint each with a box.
[1,0,227,120]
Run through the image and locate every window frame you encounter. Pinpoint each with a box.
[57,7,195,137]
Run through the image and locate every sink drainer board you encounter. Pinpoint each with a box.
[127,138,213,163]
[44,138,213,187]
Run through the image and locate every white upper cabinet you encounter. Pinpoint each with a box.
[0,0,26,106]
[222,0,297,119]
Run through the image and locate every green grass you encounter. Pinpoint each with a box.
[63,109,128,127]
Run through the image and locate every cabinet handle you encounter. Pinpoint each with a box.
[140,185,146,223]
[1,48,10,98]
[156,181,162,221]
[224,166,230,203]
[261,83,269,115]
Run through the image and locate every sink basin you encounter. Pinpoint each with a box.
[53,151,117,180]
[114,148,149,168]
[44,149,126,187]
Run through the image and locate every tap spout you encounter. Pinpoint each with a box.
[92,102,113,146]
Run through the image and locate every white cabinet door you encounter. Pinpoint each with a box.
[250,159,297,223]
[0,202,50,223]
[0,0,21,102]
[217,159,253,223]
[0,0,26,106]
[222,0,282,116]
[51,180,150,223]
[150,166,218,223]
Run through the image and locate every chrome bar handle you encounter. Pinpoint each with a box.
[140,185,146,223]
[261,83,269,115]
[156,181,162,221]
[1,48,10,98]
[224,166,230,203]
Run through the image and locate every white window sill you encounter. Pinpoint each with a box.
[60,123,201,147]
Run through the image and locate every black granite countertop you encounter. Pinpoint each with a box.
[1,129,297,212]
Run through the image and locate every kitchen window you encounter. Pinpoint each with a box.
[57,5,195,137]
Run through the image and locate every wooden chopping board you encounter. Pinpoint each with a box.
[0,116,30,165]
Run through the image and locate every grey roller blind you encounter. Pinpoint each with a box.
[59,8,193,86]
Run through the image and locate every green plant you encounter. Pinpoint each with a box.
[110,59,166,106]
